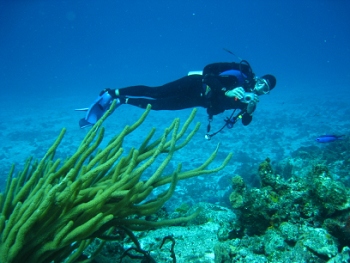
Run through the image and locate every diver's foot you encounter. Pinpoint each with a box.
[78,91,118,128]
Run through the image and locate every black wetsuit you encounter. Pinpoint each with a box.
[118,62,256,125]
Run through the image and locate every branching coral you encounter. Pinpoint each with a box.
[0,101,232,263]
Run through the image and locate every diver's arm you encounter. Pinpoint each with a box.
[203,62,244,93]
[202,74,224,92]
[203,63,236,92]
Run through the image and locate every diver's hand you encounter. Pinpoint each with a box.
[247,95,259,115]
[251,94,259,104]
[100,88,118,98]
[225,87,245,99]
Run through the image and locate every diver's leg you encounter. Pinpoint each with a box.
[118,75,203,99]
[124,91,207,111]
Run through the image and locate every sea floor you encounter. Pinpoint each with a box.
[1,87,350,262]
[1,88,349,189]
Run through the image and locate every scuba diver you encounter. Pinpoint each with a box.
[77,59,276,139]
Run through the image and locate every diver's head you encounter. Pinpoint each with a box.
[254,74,276,95]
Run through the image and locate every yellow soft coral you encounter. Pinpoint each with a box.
[0,101,232,263]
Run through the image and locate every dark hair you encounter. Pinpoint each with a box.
[261,74,276,90]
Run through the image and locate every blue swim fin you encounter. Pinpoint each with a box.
[75,92,115,128]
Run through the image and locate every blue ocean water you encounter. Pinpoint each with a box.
[0,0,350,186]
[1,1,350,262]
[0,0,350,197]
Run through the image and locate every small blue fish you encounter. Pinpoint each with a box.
[316,135,345,143]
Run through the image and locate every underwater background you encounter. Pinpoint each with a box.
[1,0,350,262]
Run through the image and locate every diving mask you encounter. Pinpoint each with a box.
[254,78,270,94]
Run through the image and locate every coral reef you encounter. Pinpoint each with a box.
[220,157,350,262]
[285,140,350,187]
[0,102,232,263]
